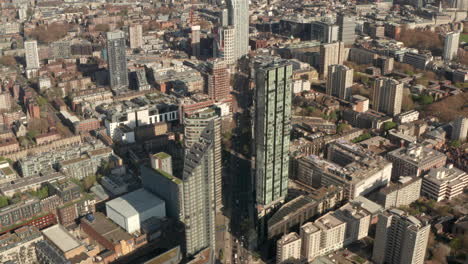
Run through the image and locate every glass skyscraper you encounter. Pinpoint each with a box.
[254,57,293,208]
[106,31,129,90]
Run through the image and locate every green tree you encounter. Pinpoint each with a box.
[450,237,463,251]
[37,96,48,107]
[419,94,434,105]
[83,174,97,191]
[450,140,461,148]
[383,121,397,131]
[352,133,372,143]
[337,123,350,134]
[0,196,8,208]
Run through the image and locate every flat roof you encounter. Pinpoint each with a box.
[106,188,165,218]
[42,224,81,253]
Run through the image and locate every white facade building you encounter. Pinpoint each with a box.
[106,188,166,233]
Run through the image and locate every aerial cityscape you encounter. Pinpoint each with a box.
[0,0,467,263]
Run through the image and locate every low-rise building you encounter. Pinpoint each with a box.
[0,226,43,264]
[386,144,447,179]
[106,188,166,233]
[422,164,468,202]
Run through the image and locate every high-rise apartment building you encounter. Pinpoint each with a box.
[227,0,249,61]
[129,24,143,50]
[372,209,430,264]
[300,212,346,261]
[184,108,222,212]
[106,31,129,90]
[443,31,460,61]
[276,232,302,264]
[191,25,201,58]
[451,116,468,142]
[326,64,353,100]
[337,13,356,44]
[320,41,346,76]
[182,121,217,257]
[254,57,293,208]
[215,26,235,65]
[377,176,422,209]
[372,77,403,117]
[24,40,40,69]
[206,60,231,101]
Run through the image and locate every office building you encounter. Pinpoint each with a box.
[135,68,151,91]
[372,77,403,117]
[150,152,173,175]
[296,154,391,199]
[184,108,222,211]
[443,31,460,61]
[215,26,235,65]
[377,176,422,209]
[107,31,129,90]
[372,209,430,264]
[206,60,231,101]
[403,52,432,70]
[311,21,339,44]
[326,64,353,100]
[41,224,85,260]
[337,13,356,45]
[386,144,447,179]
[106,188,166,233]
[422,164,468,201]
[254,57,293,208]
[129,24,143,49]
[451,116,468,142]
[227,0,249,60]
[320,42,346,76]
[182,121,217,257]
[191,25,201,58]
[276,232,302,264]
[25,40,40,69]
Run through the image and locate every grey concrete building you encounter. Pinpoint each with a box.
[182,121,217,258]
[373,77,403,117]
[184,108,222,212]
[227,0,249,61]
[107,31,129,90]
[376,176,422,209]
[372,209,430,264]
[326,64,353,100]
[337,13,356,45]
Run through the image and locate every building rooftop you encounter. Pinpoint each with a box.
[424,164,467,185]
[388,144,446,166]
[106,188,165,219]
[315,212,345,230]
[278,232,301,245]
[81,212,132,243]
[42,224,81,253]
[352,196,383,215]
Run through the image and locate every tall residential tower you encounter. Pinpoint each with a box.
[373,77,403,117]
[227,0,249,61]
[372,209,430,264]
[326,64,353,100]
[443,31,460,61]
[254,57,293,208]
[107,31,129,90]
